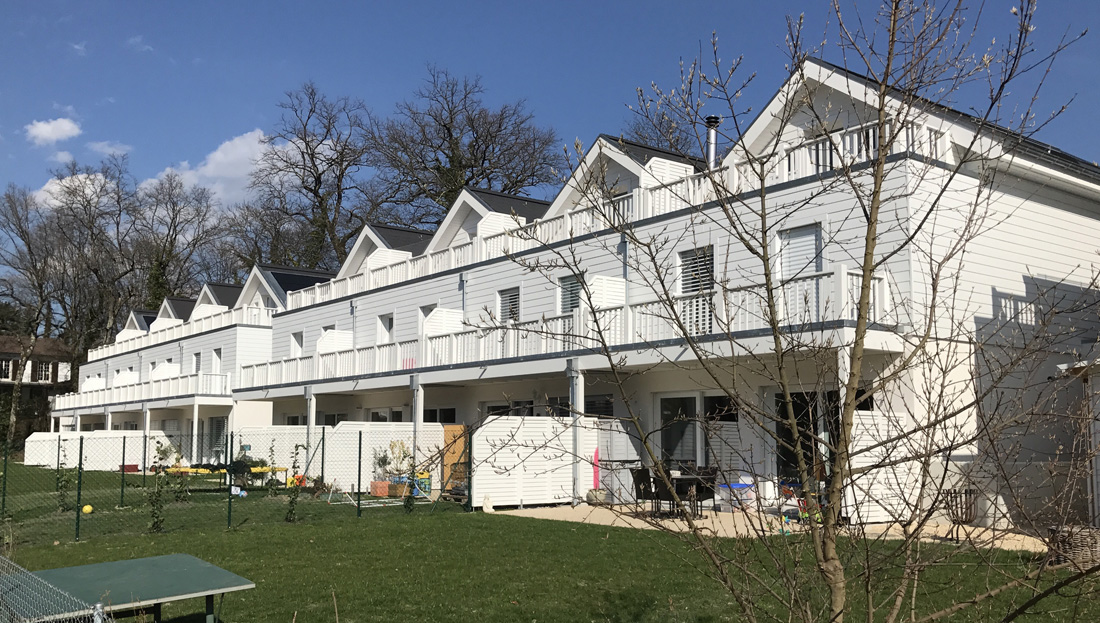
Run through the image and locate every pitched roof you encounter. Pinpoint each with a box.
[369,224,433,255]
[163,297,196,322]
[256,264,337,299]
[597,134,706,172]
[205,283,244,307]
[0,336,72,359]
[466,188,551,222]
[805,58,1100,187]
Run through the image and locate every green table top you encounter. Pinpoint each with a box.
[31,553,254,612]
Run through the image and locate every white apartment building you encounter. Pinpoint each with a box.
[45,59,1100,524]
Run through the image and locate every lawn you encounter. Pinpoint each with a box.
[5,460,1100,622]
[7,502,1100,623]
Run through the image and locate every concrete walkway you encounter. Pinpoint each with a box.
[494,503,1048,553]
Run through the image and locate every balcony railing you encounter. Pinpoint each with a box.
[244,265,892,388]
[53,373,230,411]
[89,307,274,361]
[283,121,941,314]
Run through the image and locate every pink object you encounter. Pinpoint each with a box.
[593,447,600,490]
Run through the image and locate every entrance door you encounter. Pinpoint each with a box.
[660,396,697,467]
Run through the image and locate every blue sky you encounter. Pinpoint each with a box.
[2,2,1098,206]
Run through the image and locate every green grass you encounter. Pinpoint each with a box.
[5,462,1100,622]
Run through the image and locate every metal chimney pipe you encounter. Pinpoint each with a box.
[705,115,721,170]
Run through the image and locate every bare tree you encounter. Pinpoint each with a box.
[0,186,56,443]
[491,2,1098,621]
[622,98,699,155]
[133,171,225,308]
[249,82,374,270]
[364,66,566,228]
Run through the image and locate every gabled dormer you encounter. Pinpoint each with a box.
[115,309,157,342]
[425,188,550,255]
[191,283,244,320]
[236,264,337,312]
[541,135,703,221]
[726,58,958,184]
[148,297,196,332]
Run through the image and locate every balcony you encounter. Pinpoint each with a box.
[53,372,231,411]
[244,265,893,388]
[88,307,274,362]
[284,121,938,313]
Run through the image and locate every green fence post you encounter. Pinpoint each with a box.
[465,429,473,513]
[55,435,61,492]
[320,427,326,486]
[142,432,148,489]
[356,430,362,518]
[227,431,234,530]
[75,436,84,541]
[1,439,9,518]
[119,436,127,508]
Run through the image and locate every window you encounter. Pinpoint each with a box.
[290,332,304,358]
[424,407,457,424]
[370,407,403,422]
[322,413,349,426]
[192,352,202,374]
[285,415,305,426]
[511,400,534,417]
[377,314,394,344]
[33,361,52,383]
[778,225,822,280]
[549,395,615,417]
[212,348,222,374]
[680,246,714,294]
[560,276,582,313]
[499,287,521,322]
[0,359,14,380]
[704,395,738,422]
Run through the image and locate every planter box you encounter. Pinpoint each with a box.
[119,464,139,473]
[370,481,390,497]
[388,482,410,497]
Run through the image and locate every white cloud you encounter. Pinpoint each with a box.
[69,41,87,56]
[49,151,74,164]
[87,140,132,156]
[151,129,265,206]
[34,173,109,208]
[24,118,82,146]
[52,102,77,117]
[126,35,153,52]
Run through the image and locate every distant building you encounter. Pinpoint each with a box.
[0,336,72,441]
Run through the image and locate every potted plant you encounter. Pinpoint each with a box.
[387,440,413,497]
[370,449,391,497]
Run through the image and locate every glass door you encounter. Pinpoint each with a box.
[660,396,697,468]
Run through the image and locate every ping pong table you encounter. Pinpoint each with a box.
[30,554,254,623]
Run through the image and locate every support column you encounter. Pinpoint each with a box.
[74,413,81,432]
[191,402,200,465]
[103,407,112,432]
[410,374,423,467]
[836,345,852,515]
[305,387,316,477]
[143,405,151,432]
[567,358,585,504]
[49,416,55,433]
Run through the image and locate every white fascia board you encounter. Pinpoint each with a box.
[335,225,390,280]
[542,137,650,220]
[423,189,491,255]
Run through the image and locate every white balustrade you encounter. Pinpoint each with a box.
[90,307,273,361]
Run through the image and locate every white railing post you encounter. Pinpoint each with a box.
[833,264,849,322]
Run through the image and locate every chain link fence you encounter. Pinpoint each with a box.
[5,423,472,547]
[0,554,110,622]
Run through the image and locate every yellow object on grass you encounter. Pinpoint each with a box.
[82,505,93,514]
